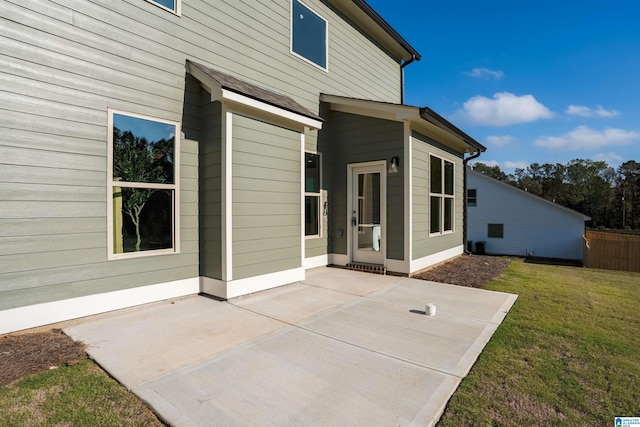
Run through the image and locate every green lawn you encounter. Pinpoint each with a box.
[0,360,163,426]
[438,260,640,426]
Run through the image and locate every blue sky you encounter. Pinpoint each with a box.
[367,0,640,172]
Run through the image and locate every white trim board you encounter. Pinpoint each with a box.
[0,278,200,335]
[201,267,305,300]
[305,254,329,269]
[410,245,464,274]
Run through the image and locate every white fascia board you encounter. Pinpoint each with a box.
[220,89,323,130]
[321,94,417,122]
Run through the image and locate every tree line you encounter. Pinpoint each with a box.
[471,159,640,230]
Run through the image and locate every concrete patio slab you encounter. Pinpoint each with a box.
[64,268,517,426]
[133,327,461,427]
[302,266,404,296]
[64,296,286,386]
[372,278,518,324]
[230,282,359,324]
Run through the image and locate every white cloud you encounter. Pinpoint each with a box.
[453,92,554,126]
[486,135,515,147]
[592,152,624,165]
[465,67,504,80]
[566,104,620,118]
[535,126,640,150]
[504,161,528,170]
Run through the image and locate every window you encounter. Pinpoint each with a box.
[291,0,328,70]
[305,152,321,237]
[108,110,179,258]
[488,223,504,238]
[467,189,477,207]
[430,155,455,234]
[145,0,180,14]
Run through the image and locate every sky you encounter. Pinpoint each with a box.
[366,0,640,172]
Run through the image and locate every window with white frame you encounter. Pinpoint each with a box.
[430,154,455,234]
[145,0,180,15]
[108,110,179,257]
[291,0,328,70]
[305,152,321,237]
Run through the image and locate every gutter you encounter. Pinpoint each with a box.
[400,55,417,104]
[463,151,483,255]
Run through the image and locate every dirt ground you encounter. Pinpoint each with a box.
[0,329,86,386]
[1,255,510,386]
[412,254,511,288]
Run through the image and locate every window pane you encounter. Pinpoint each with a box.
[292,0,327,68]
[150,0,175,11]
[430,196,441,233]
[430,156,442,194]
[114,188,173,253]
[488,223,504,238]
[113,114,175,184]
[467,189,477,207]
[444,161,454,195]
[305,196,319,236]
[305,153,320,192]
[444,198,453,231]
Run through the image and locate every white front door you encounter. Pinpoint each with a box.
[350,163,385,265]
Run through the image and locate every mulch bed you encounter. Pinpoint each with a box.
[412,254,511,288]
[0,329,86,386]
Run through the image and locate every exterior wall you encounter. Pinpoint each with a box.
[411,131,464,261]
[0,0,403,317]
[231,114,302,280]
[199,99,222,279]
[321,111,404,261]
[468,172,586,260]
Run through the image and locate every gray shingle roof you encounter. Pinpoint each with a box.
[188,61,322,123]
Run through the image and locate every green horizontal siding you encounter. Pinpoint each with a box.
[232,114,302,280]
[411,131,464,260]
[321,112,404,260]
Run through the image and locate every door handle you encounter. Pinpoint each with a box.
[352,212,357,227]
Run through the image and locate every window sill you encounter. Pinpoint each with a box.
[108,248,177,261]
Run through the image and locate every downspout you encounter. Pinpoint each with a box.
[400,55,417,104]
[463,150,483,254]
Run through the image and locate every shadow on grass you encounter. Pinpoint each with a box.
[523,256,583,267]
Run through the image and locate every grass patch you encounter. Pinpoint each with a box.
[0,360,164,426]
[437,260,640,426]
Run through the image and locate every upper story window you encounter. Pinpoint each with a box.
[430,154,455,235]
[108,110,180,259]
[145,0,181,15]
[305,152,322,237]
[291,0,328,71]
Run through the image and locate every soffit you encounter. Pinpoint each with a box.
[320,94,482,154]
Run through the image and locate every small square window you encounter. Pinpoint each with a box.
[488,223,504,239]
[468,189,477,207]
[291,0,328,70]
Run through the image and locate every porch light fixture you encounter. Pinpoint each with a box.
[389,156,399,174]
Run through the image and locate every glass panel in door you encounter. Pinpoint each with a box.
[357,172,381,251]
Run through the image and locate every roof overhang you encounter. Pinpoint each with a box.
[327,0,421,63]
[187,61,323,130]
[320,94,485,154]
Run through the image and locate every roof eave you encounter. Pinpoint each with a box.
[328,0,421,63]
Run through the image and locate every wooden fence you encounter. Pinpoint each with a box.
[583,230,640,273]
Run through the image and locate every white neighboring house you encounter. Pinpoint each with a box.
[467,169,590,260]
